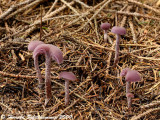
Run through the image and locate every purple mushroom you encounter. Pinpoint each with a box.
[59,72,77,105]
[120,68,141,108]
[28,41,45,88]
[28,41,63,105]
[100,23,111,42]
[111,26,126,65]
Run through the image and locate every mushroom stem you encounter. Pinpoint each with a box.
[59,72,76,106]
[127,96,132,109]
[100,23,111,42]
[34,56,43,88]
[104,30,108,42]
[121,68,141,109]
[126,81,131,93]
[126,81,132,108]
[45,52,52,105]
[114,34,120,65]
[65,80,70,105]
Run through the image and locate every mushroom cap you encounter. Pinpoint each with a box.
[28,41,44,51]
[111,26,126,35]
[59,72,77,81]
[100,23,111,30]
[48,44,63,64]
[120,68,130,77]
[33,44,63,64]
[121,68,141,82]
[126,93,134,98]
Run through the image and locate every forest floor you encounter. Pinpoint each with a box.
[0,0,160,119]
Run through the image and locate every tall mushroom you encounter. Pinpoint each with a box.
[28,41,45,88]
[28,42,63,105]
[100,23,111,42]
[59,72,77,105]
[111,26,126,65]
[120,68,141,109]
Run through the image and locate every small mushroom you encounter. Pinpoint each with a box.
[33,44,63,105]
[28,42,63,105]
[111,26,126,65]
[59,72,77,105]
[100,23,111,42]
[120,68,141,108]
[28,41,45,88]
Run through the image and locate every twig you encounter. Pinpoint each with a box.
[56,99,79,118]
[129,17,137,43]
[43,1,75,19]
[104,90,118,103]
[0,102,13,112]
[131,46,159,53]
[60,0,87,24]
[0,0,35,20]
[128,0,160,15]
[105,42,115,75]
[130,107,160,120]
[5,0,45,20]
[23,1,75,38]
[74,0,90,8]
[148,81,160,92]
[120,44,160,47]
[60,34,103,59]
[61,0,79,14]
[0,26,30,42]
[40,5,42,41]
[81,40,115,52]
[68,0,109,26]
[22,81,26,99]
[147,47,160,57]
[129,53,160,61]
[0,71,57,79]
[104,10,160,21]
[141,101,160,109]
[0,27,6,31]
[46,0,58,15]
[75,0,112,32]
[0,14,79,42]
[120,6,132,27]
[42,0,113,40]
[94,18,100,42]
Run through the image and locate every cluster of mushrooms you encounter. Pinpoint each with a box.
[28,41,77,106]
[101,23,141,109]
[28,23,141,109]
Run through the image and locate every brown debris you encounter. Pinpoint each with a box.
[0,0,160,119]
